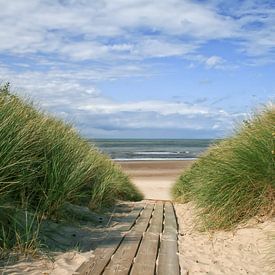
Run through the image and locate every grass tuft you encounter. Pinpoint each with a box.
[173,104,275,230]
[0,84,142,256]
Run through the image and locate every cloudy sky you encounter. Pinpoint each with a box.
[0,0,274,138]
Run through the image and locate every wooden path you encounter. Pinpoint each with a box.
[74,201,180,275]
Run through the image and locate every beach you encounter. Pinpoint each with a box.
[117,160,194,200]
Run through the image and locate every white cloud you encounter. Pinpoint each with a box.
[186,54,235,70]
[221,1,275,58]
[0,62,237,137]
[0,0,274,64]
[72,99,234,134]
[205,56,225,68]
[0,62,150,97]
[0,0,236,61]
[79,100,210,116]
[134,39,197,58]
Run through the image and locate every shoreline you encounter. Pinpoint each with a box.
[113,158,198,162]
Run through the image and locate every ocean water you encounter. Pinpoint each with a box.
[89,139,216,161]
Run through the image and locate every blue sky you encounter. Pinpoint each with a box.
[0,0,274,138]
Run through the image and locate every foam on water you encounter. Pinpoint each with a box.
[89,139,215,161]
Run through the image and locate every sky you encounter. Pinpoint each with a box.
[0,0,274,139]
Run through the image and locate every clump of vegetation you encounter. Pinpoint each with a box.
[0,83,142,255]
[173,105,275,230]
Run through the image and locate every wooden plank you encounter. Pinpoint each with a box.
[163,202,177,234]
[118,204,145,232]
[133,203,154,233]
[74,231,123,275]
[130,202,163,275]
[103,203,154,275]
[148,201,164,234]
[130,232,159,275]
[157,202,180,275]
[157,236,179,275]
[74,203,145,275]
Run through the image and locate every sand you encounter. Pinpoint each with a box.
[117,160,194,200]
[1,160,274,274]
[1,251,94,275]
[0,202,139,275]
[175,202,275,274]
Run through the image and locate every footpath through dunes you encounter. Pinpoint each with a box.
[118,160,194,200]
[3,199,273,275]
[74,201,180,275]
[0,200,181,275]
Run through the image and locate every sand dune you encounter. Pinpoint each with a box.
[175,202,275,274]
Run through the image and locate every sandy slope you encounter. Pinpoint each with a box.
[0,202,138,275]
[1,251,94,275]
[175,202,275,274]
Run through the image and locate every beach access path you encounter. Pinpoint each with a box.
[118,160,194,200]
[74,200,180,275]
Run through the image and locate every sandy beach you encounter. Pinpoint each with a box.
[117,160,194,200]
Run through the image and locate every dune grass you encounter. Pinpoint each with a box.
[0,83,142,255]
[173,104,275,230]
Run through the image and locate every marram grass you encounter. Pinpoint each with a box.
[0,84,142,254]
[173,104,275,230]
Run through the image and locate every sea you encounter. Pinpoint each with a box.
[89,139,216,161]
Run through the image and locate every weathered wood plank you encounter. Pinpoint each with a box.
[163,202,177,234]
[75,201,180,275]
[130,202,163,275]
[103,203,154,275]
[157,202,180,275]
[118,204,145,232]
[130,232,159,275]
[148,201,164,234]
[133,203,154,233]
[74,203,145,275]
[157,235,179,275]
[74,231,123,275]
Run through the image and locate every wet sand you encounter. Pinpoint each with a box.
[117,160,194,200]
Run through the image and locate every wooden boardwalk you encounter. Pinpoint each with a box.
[74,201,180,275]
